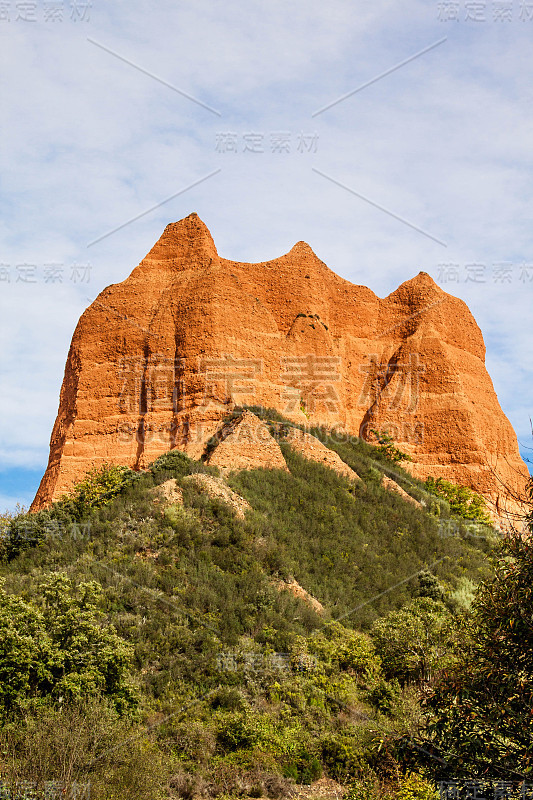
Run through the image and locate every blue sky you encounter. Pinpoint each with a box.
[1,0,532,511]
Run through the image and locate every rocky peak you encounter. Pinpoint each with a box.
[134,212,219,277]
[31,215,528,521]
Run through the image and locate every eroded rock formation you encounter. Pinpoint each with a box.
[204,411,289,474]
[284,428,360,482]
[31,213,528,519]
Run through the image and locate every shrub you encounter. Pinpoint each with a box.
[216,710,262,751]
[367,678,401,714]
[60,463,134,519]
[0,573,137,718]
[344,771,384,800]
[149,449,216,482]
[424,477,491,523]
[369,431,412,464]
[307,624,382,679]
[0,699,168,800]
[371,598,456,686]
[416,571,445,602]
[169,770,208,799]
[283,751,322,783]
[396,772,439,800]
[321,734,367,781]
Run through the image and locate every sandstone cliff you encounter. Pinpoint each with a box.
[31,213,528,519]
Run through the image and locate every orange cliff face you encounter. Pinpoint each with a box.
[31,213,529,520]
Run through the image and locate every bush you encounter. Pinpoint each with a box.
[307,624,382,679]
[283,751,322,783]
[149,449,217,482]
[0,573,137,718]
[371,598,456,686]
[60,463,135,519]
[169,770,208,799]
[424,477,491,523]
[344,771,384,800]
[321,734,367,781]
[396,773,439,800]
[367,678,401,714]
[216,710,262,751]
[369,431,412,464]
[0,699,168,800]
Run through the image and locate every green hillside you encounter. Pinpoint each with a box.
[0,410,500,800]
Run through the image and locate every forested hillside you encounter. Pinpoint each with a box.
[2,410,519,800]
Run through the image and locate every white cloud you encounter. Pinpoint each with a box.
[1,0,532,509]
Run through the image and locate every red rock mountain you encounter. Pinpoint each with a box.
[31,213,528,518]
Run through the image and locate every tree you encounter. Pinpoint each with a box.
[370,430,412,464]
[0,574,137,719]
[417,570,445,603]
[0,582,55,717]
[371,597,457,687]
[426,480,533,776]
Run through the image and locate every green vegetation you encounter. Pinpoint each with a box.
[424,476,491,524]
[371,597,457,687]
[0,573,136,719]
[427,484,533,776]
[60,462,136,518]
[0,408,526,799]
[369,430,412,464]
